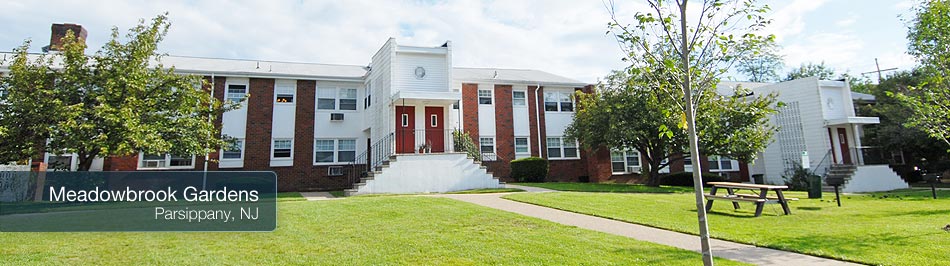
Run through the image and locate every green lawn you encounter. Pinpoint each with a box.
[503,189,950,266]
[0,195,746,265]
[512,182,693,193]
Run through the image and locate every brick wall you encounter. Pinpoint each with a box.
[103,155,138,171]
[527,85,541,157]
[492,84,514,177]
[461,83,479,142]
[244,78,275,172]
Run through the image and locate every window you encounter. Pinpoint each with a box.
[547,137,579,159]
[512,91,526,107]
[338,139,356,162]
[339,88,357,110]
[317,88,336,110]
[544,91,574,112]
[272,139,293,158]
[480,137,495,153]
[317,87,357,110]
[452,102,459,109]
[478,89,493,105]
[275,86,294,103]
[138,153,195,169]
[720,157,733,170]
[226,84,247,103]
[222,139,244,159]
[401,114,409,127]
[684,156,692,166]
[611,150,641,174]
[364,82,372,109]
[314,140,335,163]
[707,156,734,171]
[514,137,529,154]
[314,139,357,163]
[430,114,438,127]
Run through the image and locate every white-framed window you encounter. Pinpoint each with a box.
[275,86,295,103]
[480,137,495,153]
[221,139,244,160]
[272,139,293,159]
[478,89,493,105]
[546,137,579,159]
[430,114,438,127]
[401,114,409,127]
[314,139,357,163]
[226,84,247,103]
[544,91,574,112]
[512,91,526,107]
[611,150,641,174]
[708,156,735,171]
[339,88,357,110]
[514,137,530,155]
[138,153,195,169]
[317,88,336,110]
[317,87,357,110]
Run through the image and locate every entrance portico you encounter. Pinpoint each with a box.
[392,95,459,154]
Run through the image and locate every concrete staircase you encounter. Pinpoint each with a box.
[822,164,909,192]
[345,153,503,196]
[822,164,857,192]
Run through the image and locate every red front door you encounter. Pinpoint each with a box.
[395,106,415,154]
[425,106,445,152]
[837,128,852,164]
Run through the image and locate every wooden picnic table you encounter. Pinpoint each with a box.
[704,182,798,217]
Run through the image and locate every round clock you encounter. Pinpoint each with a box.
[414,66,426,79]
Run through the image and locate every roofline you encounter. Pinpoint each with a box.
[163,54,369,68]
[172,69,365,82]
[453,78,588,88]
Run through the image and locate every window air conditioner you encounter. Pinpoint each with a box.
[330,113,344,121]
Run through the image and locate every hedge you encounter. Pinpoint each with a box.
[659,171,728,186]
[511,157,549,182]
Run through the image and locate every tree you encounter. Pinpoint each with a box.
[0,14,234,170]
[896,0,950,150]
[605,1,773,264]
[736,42,784,82]
[858,70,950,176]
[568,70,778,187]
[784,62,836,81]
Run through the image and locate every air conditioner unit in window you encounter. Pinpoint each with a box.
[330,113,344,121]
[328,166,344,176]
[627,166,641,173]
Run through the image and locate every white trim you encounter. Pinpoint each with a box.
[512,90,527,107]
[316,86,360,112]
[477,89,493,105]
[219,138,245,161]
[514,136,530,156]
[545,137,580,160]
[313,138,357,165]
[479,136,496,161]
[271,138,294,160]
[611,149,641,175]
[274,84,296,105]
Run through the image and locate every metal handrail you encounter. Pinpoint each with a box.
[345,133,394,188]
[813,148,834,179]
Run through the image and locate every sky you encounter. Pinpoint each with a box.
[0,0,919,83]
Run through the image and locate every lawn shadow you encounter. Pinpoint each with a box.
[797,206,822,211]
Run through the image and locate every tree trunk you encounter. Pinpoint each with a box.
[647,166,662,187]
[76,151,97,171]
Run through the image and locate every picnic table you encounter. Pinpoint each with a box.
[704,182,798,217]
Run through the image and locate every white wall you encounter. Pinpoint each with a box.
[393,52,449,93]
[220,77,249,168]
[477,83,496,137]
[353,153,501,194]
[543,87,576,137]
[368,39,395,143]
[270,79,296,167]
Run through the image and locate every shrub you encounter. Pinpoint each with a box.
[783,162,818,191]
[659,172,727,186]
[511,157,549,182]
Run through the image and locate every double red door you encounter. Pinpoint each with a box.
[395,106,444,153]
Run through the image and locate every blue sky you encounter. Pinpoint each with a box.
[0,0,918,83]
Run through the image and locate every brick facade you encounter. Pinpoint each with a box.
[492,84,514,178]
[461,83,480,143]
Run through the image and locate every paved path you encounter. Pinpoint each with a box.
[299,191,337,201]
[503,184,556,192]
[436,192,859,266]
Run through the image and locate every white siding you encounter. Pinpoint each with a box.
[394,52,449,93]
[221,77,249,168]
[543,87,575,137]
[477,83,496,137]
[271,79,296,167]
[512,85,530,136]
[368,39,395,143]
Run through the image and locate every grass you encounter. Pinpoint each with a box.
[328,190,345,198]
[511,182,693,193]
[0,195,748,265]
[277,192,306,202]
[503,189,950,266]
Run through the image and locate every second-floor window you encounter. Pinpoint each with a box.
[544,91,574,112]
[512,91,526,107]
[272,139,293,159]
[275,86,295,103]
[226,84,247,103]
[317,87,358,111]
[221,139,244,159]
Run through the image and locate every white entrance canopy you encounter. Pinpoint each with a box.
[824,116,880,126]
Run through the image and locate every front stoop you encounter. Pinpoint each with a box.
[345,153,502,196]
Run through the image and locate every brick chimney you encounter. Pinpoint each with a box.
[48,23,87,52]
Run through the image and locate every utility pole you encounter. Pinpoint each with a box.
[861,58,898,83]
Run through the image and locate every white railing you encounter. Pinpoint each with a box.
[396,128,457,154]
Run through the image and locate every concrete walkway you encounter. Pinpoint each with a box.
[436,193,859,266]
[503,184,556,192]
[299,191,337,201]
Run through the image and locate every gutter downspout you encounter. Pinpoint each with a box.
[203,73,214,189]
[534,83,542,157]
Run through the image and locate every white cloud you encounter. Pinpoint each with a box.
[762,0,828,42]
[782,32,864,73]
